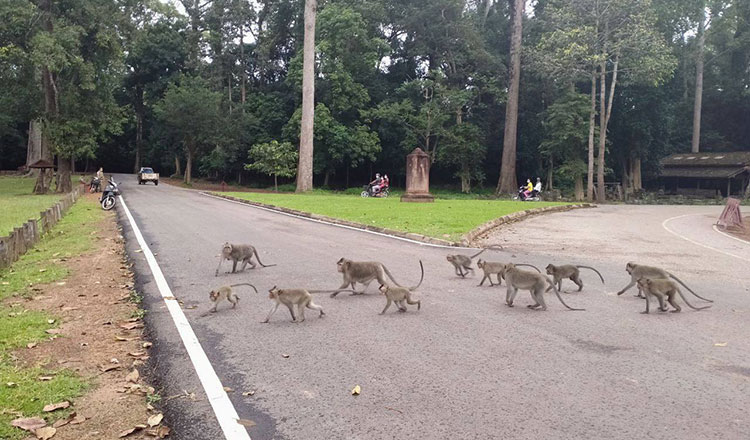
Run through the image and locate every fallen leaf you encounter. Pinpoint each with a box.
[35,426,56,439]
[351,385,361,396]
[236,419,256,427]
[242,391,255,396]
[714,342,728,347]
[47,319,55,324]
[119,425,147,438]
[38,376,54,381]
[69,415,86,425]
[223,387,233,393]
[43,401,70,412]
[99,364,120,373]
[281,354,289,358]
[146,425,170,438]
[6,382,17,387]
[126,369,140,383]
[142,342,153,348]
[115,336,131,342]
[126,317,141,323]
[163,296,176,300]
[120,322,144,330]
[127,351,146,357]
[147,413,163,427]
[11,417,46,432]
[135,249,143,253]
[45,329,61,335]
[111,358,120,364]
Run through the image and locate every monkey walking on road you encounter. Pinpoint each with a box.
[379,261,424,314]
[545,264,605,293]
[476,260,540,287]
[209,283,258,312]
[446,245,504,278]
[215,242,276,276]
[331,258,409,297]
[617,262,711,302]
[503,264,585,311]
[637,278,711,314]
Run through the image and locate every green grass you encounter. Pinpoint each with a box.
[0,197,104,301]
[0,176,75,236]
[220,191,568,241]
[0,363,87,440]
[0,197,102,438]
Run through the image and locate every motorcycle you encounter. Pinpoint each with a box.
[514,186,541,202]
[361,183,389,198]
[89,176,101,193]
[100,178,121,210]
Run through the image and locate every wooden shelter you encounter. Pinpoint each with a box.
[659,152,750,197]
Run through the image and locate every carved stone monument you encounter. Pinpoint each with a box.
[401,147,434,203]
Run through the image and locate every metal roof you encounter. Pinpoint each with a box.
[660,166,748,179]
[661,152,750,167]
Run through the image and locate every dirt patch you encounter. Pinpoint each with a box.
[161,176,276,193]
[6,194,168,439]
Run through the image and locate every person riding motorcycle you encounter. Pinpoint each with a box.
[522,179,533,198]
[370,173,384,194]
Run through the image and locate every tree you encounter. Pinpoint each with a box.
[496,0,524,195]
[440,123,486,193]
[154,75,222,184]
[297,0,317,192]
[245,140,298,191]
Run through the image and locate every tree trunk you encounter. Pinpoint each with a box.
[461,175,471,193]
[56,156,72,193]
[597,53,619,203]
[296,0,317,192]
[323,171,330,187]
[483,0,493,24]
[632,157,642,191]
[274,174,278,191]
[546,157,553,190]
[574,174,584,201]
[496,0,524,195]
[346,166,350,188]
[587,73,596,201]
[240,25,246,109]
[133,86,144,173]
[691,7,706,153]
[185,147,193,184]
[174,155,182,177]
[228,72,233,114]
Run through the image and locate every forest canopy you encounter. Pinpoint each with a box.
[1,0,748,198]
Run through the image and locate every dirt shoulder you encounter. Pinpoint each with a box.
[725,216,750,242]
[1,194,168,439]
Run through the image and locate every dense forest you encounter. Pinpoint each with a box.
[1,0,749,199]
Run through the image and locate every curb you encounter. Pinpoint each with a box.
[461,203,596,245]
[203,192,460,247]
[205,192,595,249]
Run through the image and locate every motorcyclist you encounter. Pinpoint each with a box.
[370,173,383,194]
[522,179,533,198]
[533,178,542,195]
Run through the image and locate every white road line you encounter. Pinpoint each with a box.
[118,196,251,440]
[662,214,750,263]
[712,224,750,245]
[200,191,479,251]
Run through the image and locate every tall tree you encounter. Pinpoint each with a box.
[297,0,316,192]
[691,3,707,153]
[496,0,524,195]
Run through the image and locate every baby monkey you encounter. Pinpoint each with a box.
[445,244,504,277]
[378,261,424,314]
[262,286,325,323]
[545,264,605,292]
[637,278,711,314]
[209,283,258,312]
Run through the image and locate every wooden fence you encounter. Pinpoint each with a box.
[0,186,84,269]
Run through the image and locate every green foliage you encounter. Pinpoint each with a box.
[439,123,486,192]
[0,177,66,236]
[539,90,591,184]
[245,140,298,190]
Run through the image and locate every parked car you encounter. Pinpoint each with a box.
[137,167,159,185]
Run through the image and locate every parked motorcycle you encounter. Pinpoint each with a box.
[89,176,101,193]
[100,178,121,210]
[361,183,389,198]
[514,186,541,202]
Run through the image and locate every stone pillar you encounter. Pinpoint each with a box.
[401,147,434,203]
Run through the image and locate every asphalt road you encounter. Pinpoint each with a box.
[116,176,750,440]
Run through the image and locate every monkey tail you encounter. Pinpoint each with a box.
[675,287,711,311]
[308,289,357,294]
[577,265,605,284]
[469,244,504,259]
[409,260,425,291]
[253,248,277,268]
[229,283,258,293]
[667,273,712,302]
[547,276,585,311]
[382,265,403,287]
[515,263,541,273]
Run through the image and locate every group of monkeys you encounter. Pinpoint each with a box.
[207,242,713,323]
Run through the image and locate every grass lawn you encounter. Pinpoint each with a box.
[0,176,73,236]
[219,191,568,241]
[0,196,102,439]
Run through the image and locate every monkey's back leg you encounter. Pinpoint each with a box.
[666,293,681,313]
[306,301,325,317]
[571,275,583,292]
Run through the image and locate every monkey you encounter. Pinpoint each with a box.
[377,261,424,314]
[215,242,276,276]
[330,258,407,297]
[637,278,711,314]
[446,244,504,277]
[476,259,540,287]
[502,264,585,311]
[545,264,605,293]
[262,286,325,323]
[209,283,258,312]
[617,262,712,302]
